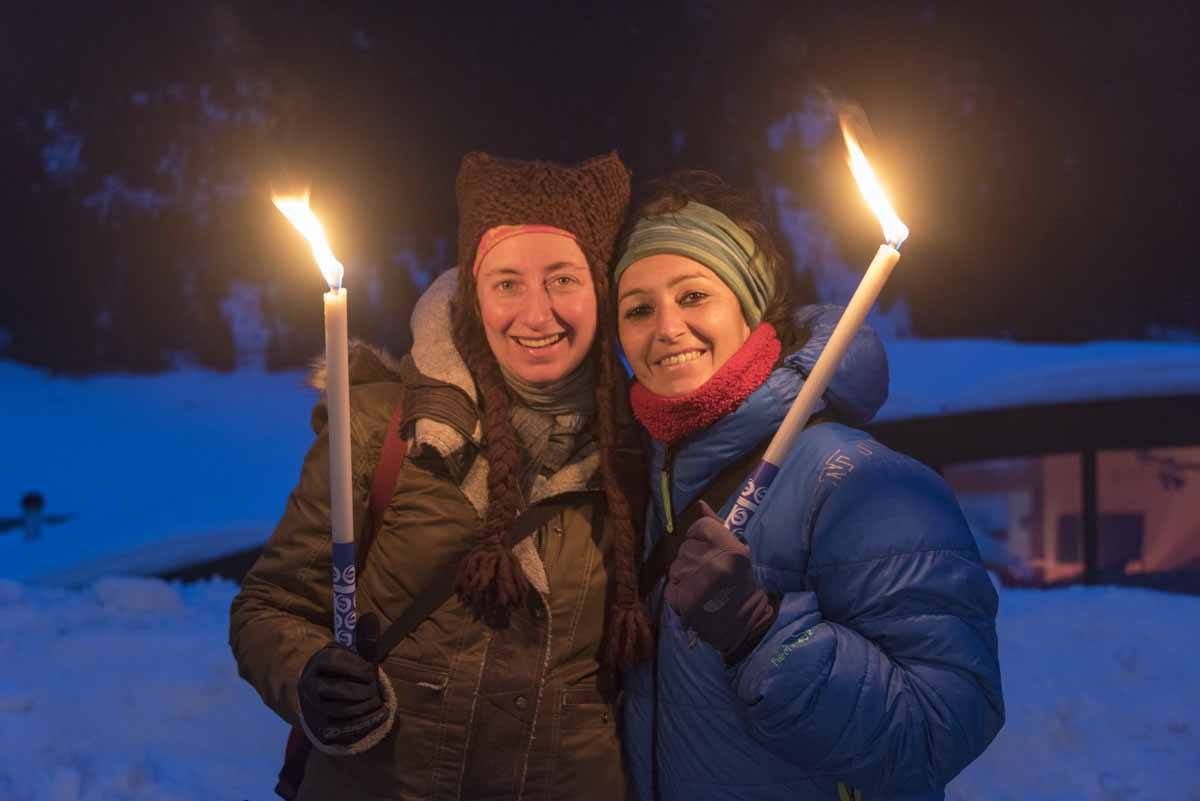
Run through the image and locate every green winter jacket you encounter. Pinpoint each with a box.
[230,271,641,801]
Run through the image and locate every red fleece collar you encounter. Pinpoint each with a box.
[629,323,781,446]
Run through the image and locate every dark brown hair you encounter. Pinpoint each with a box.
[623,170,807,359]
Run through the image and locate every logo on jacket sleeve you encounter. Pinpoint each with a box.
[770,626,817,666]
[818,441,875,486]
[819,450,855,485]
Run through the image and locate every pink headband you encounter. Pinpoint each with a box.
[472,224,580,275]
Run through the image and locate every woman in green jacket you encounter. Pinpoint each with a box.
[230,151,652,801]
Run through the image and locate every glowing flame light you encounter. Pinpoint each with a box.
[272,191,345,290]
[839,120,909,249]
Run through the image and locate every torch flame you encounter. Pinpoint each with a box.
[839,119,909,249]
[272,190,345,290]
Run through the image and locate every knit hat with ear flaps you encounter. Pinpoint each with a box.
[450,151,653,669]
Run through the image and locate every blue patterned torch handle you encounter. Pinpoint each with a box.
[724,459,781,540]
[332,541,358,649]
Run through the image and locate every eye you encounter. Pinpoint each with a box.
[495,279,518,293]
[549,274,579,289]
[680,290,708,304]
[622,303,652,320]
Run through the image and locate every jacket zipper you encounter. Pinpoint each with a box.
[837,782,862,801]
[659,445,676,534]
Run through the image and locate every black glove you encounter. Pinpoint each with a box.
[665,502,778,664]
[298,644,391,747]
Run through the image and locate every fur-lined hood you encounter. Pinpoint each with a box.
[307,338,406,392]
[307,268,473,400]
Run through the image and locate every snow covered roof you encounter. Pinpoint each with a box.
[877,339,1200,422]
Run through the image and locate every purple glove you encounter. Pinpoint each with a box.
[665,502,778,664]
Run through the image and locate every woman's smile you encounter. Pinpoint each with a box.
[655,348,706,369]
[618,253,750,397]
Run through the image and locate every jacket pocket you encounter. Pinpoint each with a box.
[559,687,615,728]
[383,656,450,721]
[343,657,449,799]
[551,687,625,800]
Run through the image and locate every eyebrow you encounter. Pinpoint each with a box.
[617,271,712,303]
[479,261,586,280]
[545,261,587,273]
[480,267,522,278]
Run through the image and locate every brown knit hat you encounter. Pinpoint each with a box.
[456,150,631,278]
[449,150,653,669]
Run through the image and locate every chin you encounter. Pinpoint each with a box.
[514,360,575,386]
[645,379,697,398]
[646,368,710,398]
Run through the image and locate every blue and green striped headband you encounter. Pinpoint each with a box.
[612,201,775,327]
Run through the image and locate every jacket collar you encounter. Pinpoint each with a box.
[647,304,890,527]
[410,269,479,410]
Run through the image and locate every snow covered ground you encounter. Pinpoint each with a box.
[0,359,315,585]
[2,341,1199,799]
[0,577,287,801]
[1,576,1196,801]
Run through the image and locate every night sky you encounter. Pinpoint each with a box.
[2,1,1197,372]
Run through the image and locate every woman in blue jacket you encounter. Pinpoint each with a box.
[613,172,1004,800]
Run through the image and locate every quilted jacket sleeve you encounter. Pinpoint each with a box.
[730,449,1005,794]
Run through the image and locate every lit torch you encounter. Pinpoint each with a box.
[724,115,908,537]
[272,190,358,650]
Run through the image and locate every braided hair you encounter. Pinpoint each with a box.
[450,151,653,668]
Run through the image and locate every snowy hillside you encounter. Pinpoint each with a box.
[4,337,1200,585]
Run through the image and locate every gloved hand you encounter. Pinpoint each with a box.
[298,643,394,750]
[665,502,778,664]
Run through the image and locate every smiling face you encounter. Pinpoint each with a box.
[617,253,751,397]
[476,232,597,385]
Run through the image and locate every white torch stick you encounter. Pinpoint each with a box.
[725,117,909,537]
[273,191,358,650]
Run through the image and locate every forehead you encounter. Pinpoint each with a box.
[618,253,720,293]
[478,232,588,276]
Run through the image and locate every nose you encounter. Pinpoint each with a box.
[518,286,555,330]
[655,303,685,342]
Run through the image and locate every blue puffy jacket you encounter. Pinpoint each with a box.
[622,307,1004,801]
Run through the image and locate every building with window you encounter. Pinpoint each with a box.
[871,339,1200,593]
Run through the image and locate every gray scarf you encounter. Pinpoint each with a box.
[502,360,596,492]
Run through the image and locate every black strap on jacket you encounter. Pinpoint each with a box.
[638,408,836,598]
[638,437,771,599]
[276,386,586,800]
[358,498,570,663]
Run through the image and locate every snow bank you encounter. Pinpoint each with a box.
[1,577,1196,800]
